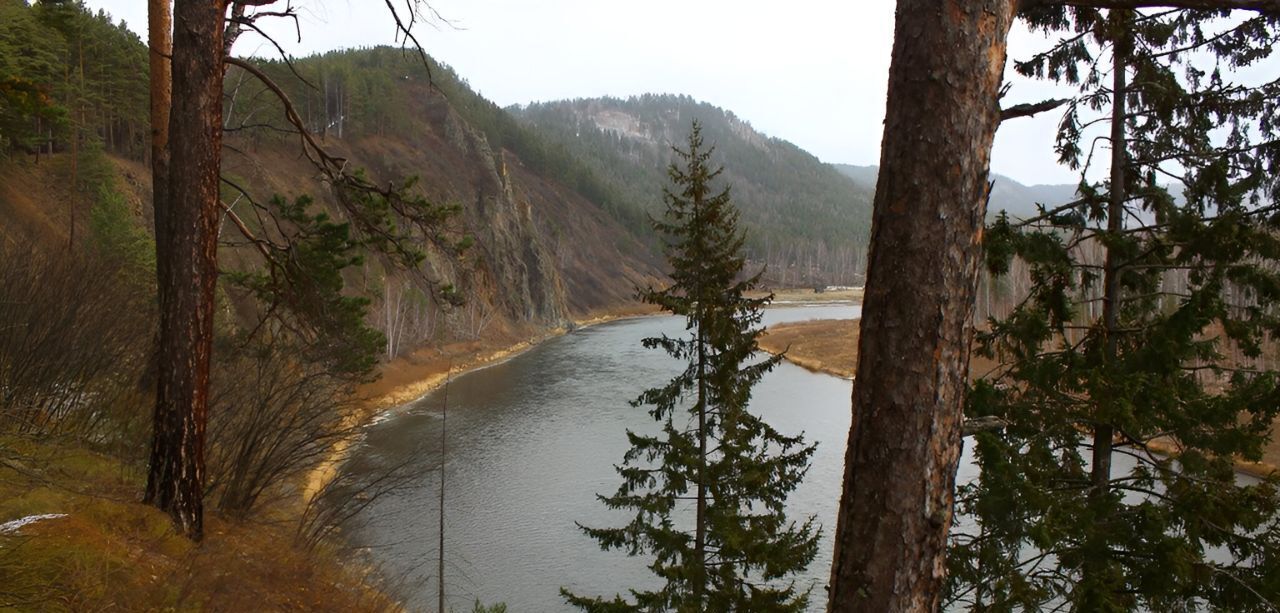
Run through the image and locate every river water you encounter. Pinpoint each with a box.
[340,304,886,611]
[341,301,1258,611]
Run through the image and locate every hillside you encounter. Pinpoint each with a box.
[2,46,665,343]
[832,163,1079,220]
[512,95,875,286]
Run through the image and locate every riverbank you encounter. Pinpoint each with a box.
[760,318,1279,477]
[759,319,858,378]
[754,287,863,304]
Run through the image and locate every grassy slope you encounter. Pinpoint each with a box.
[0,436,395,612]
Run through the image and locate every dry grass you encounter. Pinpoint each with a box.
[760,318,1005,381]
[759,319,859,379]
[0,436,397,612]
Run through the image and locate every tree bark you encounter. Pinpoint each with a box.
[147,0,170,211]
[144,0,227,541]
[826,1,1016,610]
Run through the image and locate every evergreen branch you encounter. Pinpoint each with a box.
[1000,98,1072,122]
[1023,0,1280,14]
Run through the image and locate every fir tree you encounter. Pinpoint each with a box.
[949,8,1280,611]
[563,121,819,612]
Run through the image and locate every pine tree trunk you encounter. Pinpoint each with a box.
[827,1,1015,610]
[1093,12,1128,500]
[694,321,708,604]
[147,0,171,253]
[1082,11,1129,601]
[144,0,226,542]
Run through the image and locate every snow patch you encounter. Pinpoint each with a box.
[0,513,67,534]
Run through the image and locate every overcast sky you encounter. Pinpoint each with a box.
[88,0,1081,186]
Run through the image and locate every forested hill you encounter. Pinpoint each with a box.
[832,163,1080,220]
[513,95,874,286]
[0,11,664,358]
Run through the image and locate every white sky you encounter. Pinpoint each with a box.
[88,0,1080,185]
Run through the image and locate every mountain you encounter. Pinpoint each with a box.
[832,164,1080,220]
[511,95,874,286]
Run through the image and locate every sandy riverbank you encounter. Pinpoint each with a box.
[758,319,859,379]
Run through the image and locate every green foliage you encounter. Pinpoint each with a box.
[89,184,154,279]
[468,601,508,613]
[226,195,383,378]
[0,0,147,159]
[949,9,1280,611]
[564,122,819,612]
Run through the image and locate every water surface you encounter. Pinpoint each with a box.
[341,305,861,610]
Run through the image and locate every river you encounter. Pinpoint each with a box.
[339,304,882,611]
[340,301,1261,611]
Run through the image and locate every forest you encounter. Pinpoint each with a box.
[2,0,1280,612]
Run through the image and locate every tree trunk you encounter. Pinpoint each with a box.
[144,0,227,541]
[147,0,171,251]
[694,319,708,604]
[827,1,1015,610]
[1081,11,1129,603]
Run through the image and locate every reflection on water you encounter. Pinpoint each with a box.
[341,305,860,611]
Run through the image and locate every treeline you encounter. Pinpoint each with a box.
[0,0,147,160]
[514,95,874,285]
[227,47,650,232]
[229,52,873,285]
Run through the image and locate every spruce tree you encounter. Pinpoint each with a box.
[949,8,1280,611]
[563,121,819,612]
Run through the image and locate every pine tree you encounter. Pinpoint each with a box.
[949,8,1280,611]
[563,121,819,612]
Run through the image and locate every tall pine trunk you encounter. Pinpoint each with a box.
[1082,11,1129,603]
[827,1,1015,610]
[147,0,171,291]
[144,0,226,541]
[694,320,708,604]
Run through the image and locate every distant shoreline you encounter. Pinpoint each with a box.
[756,287,864,305]
[759,317,1278,479]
